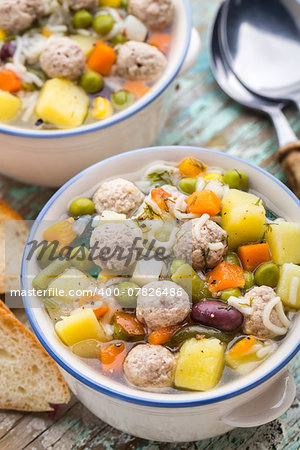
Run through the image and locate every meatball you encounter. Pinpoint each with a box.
[0,0,44,34]
[123,344,176,388]
[116,41,167,81]
[128,0,175,31]
[173,218,228,271]
[67,0,98,10]
[90,222,140,272]
[39,38,86,81]
[136,280,190,331]
[242,286,289,339]
[93,178,144,215]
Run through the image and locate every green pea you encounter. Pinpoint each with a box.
[111,90,134,110]
[93,14,114,36]
[220,287,241,302]
[178,177,197,194]
[223,169,248,190]
[224,252,240,266]
[109,32,127,46]
[244,271,254,290]
[171,263,211,303]
[79,71,103,94]
[73,10,92,29]
[120,0,128,8]
[36,242,59,269]
[69,198,95,217]
[116,281,140,307]
[169,259,185,276]
[70,246,93,271]
[254,263,280,288]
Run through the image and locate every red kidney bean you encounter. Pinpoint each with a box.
[191,300,243,332]
[0,41,17,61]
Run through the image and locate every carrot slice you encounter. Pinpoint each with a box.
[0,69,22,92]
[43,218,76,248]
[100,342,126,372]
[178,157,206,177]
[122,81,150,98]
[93,305,109,319]
[151,187,171,211]
[115,312,145,336]
[238,243,271,271]
[207,261,245,293]
[87,41,116,75]
[228,336,256,356]
[148,325,180,345]
[185,190,221,216]
[148,33,171,54]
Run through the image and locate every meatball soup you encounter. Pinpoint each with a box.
[0,0,174,129]
[31,156,300,393]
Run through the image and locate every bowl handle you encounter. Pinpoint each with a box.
[221,371,296,428]
[178,28,201,76]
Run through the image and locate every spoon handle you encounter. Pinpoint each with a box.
[277,142,300,198]
[268,108,298,148]
[267,107,300,197]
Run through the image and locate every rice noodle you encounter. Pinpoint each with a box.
[19,91,39,122]
[196,177,205,191]
[228,296,253,315]
[262,296,290,335]
[256,341,277,359]
[194,214,210,241]
[208,242,225,251]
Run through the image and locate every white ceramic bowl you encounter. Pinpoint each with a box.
[22,146,300,442]
[0,1,201,187]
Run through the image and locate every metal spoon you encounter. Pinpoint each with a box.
[220,0,300,109]
[209,4,300,197]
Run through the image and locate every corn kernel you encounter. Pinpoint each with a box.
[93,97,113,120]
[0,29,7,41]
[203,173,223,181]
[99,0,121,7]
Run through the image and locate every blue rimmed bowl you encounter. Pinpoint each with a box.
[0,0,201,187]
[22,146,300,442]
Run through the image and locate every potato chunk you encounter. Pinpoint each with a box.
[70,35,98,57]
[55,309,106,346]
[221,189,266,249]
[48,267,93,303]
[277,263,300,309]
[265,221,300,265]
[0,89,22,122]
[35,78,89,128]
[174,338,225,391]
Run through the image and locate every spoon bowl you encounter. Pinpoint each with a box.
[209,3,300,197]
[220,0,300,107]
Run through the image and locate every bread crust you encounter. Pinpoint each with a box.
[0,300,70,411]
[0,199,28,293]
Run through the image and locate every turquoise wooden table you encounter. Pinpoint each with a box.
[0,0,299,448]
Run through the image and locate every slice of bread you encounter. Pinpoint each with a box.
[0,199,28,294]
[0,300,70,411]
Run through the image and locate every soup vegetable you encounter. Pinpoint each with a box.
[32,157,300,392]
[0,0,174,129]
